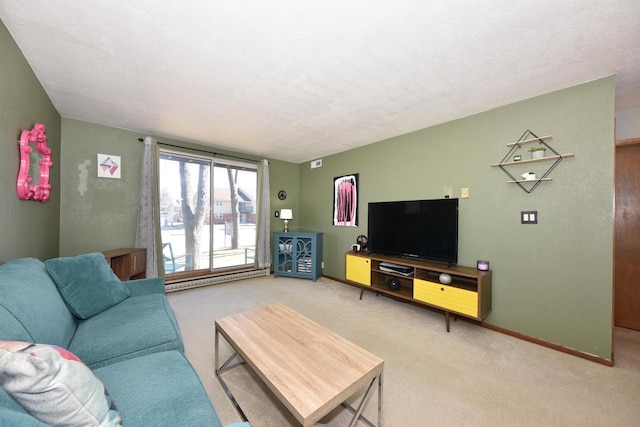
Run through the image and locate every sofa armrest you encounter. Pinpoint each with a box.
[124,277,165,296]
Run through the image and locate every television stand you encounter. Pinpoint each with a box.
[345,252,492,332]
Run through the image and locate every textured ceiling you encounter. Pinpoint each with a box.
[1,1,639,163]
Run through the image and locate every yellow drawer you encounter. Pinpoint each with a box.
[413,279,478,318]
[346,255,371,286]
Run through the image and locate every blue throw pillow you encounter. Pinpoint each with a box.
[45,253,130,319]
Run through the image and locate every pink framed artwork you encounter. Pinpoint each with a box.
[17,123,52,203]
[97,154,121,179]
[333,173,358,227]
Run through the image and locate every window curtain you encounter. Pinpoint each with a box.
[136,136,162,277]
[256,159,271,268]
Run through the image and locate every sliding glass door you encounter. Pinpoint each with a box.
[211,161,258,269]
[159,151,257,276]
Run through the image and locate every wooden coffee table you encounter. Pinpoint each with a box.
[215,303,384,427]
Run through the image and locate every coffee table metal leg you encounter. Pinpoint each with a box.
[215,326,250,423]
[336,372,382,427]
[378,371,383,427]
[214,326,219,373]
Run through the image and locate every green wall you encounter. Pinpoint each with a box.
[59,120,147,256]
[59,119,299,257]
[298,77,615,360]
[0,20,61,263]
[269,160,301,233]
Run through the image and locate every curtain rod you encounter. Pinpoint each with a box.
[138,138,262,163]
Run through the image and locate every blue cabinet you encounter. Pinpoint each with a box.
[274,232,323,281]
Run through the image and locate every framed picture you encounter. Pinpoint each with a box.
[333,173,358,227]
[97,154,121,179]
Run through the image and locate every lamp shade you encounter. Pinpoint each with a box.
[280,209,293,220]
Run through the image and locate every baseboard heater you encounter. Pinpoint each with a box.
[165,268,269,293]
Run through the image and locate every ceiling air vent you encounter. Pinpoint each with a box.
[310,159,323,169]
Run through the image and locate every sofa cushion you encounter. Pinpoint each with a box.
[45,253,130,319]
[124,277,166,296]
[0,341,121,426]
[94,350,221,427]
[0,258,76,347]
[69,294,183,369]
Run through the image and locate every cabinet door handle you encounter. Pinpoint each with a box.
[441,288,445,291]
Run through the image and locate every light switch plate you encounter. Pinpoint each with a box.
[521,211,538,224]
[461,187,469,198]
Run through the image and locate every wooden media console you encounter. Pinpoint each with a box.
[345,252,492,332]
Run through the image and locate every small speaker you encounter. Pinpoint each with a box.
[387,277,401,291]
[477,260,490,271]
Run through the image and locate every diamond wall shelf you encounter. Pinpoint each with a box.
[490,130,575,194]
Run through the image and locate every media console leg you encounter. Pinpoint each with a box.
[445,312,450,333]
[359,288,364,300]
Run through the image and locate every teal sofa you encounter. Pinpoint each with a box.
[0,254,249,427]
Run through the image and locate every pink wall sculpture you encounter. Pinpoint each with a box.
[17,123,52,203]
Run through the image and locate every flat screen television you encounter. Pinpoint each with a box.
[367,198,458,265]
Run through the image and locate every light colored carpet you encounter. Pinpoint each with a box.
[168,275,640,426]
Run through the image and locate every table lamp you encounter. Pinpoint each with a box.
[280,209,293,232]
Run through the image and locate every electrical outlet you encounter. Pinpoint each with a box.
[274,211,279,218]
[321,262,324,269]
[461,187,469,198]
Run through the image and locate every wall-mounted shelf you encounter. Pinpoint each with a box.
[505,134,553,147]
[490,130,575,194]
[506,178,553,184]
[490,153,575,167]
